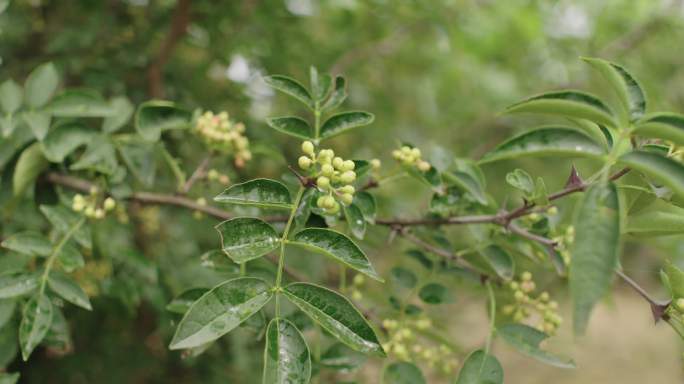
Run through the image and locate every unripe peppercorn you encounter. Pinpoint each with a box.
[340,185,355,194]
[316,176,330,190]
[353,274,365,286]
[85,206,95,217]
[332,157,344,169]
[341,160,355,171]
[301,141,314,155]
[94,208,105,219]
[340,170,356,184]
[340,193,353,205]
[103,197,116,211]
[521,271,532,281]
[321,164,335,176]
[417,160,431,172]
[298,156,312,169]
[326,201,340,214]
[370,158,381,169]
[677,298,684,312]
[207,169,219,180]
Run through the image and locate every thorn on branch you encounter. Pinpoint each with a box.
[564,165,583,189]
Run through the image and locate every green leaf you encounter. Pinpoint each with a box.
[663,261,684,299]
[320,342,367,372]
[582,57,646,122]
[0,373,19,384]
[567,118,611,149]
[0,299,16,329]
[117,139,157,187]
[290,228,382,281]
[21,110,51,140]
[506,90,616,127]
[310,66,332,101]
[43,306,71,351]
[570,182,621,335]
[44,90,115,117]
[479,127,605,164]
[215,218,280,263]
[266,116,313,140]
[24,62,59,108]
[444,170,488,205]
[47,271,91,310]
[498,323,575,368]
[634,113,684,146]
[343,203,367,239]
[1,232,52,257]
[473,245,514,280]
[321,76,347,112]
[41,121,96,162]
[0,127,33,169]
[456,349,503,384]
[103,96,134,133]
[12,143,48,197]
[214,178,293,209]
[169,277,273,350]
[283,282,385,356]
[262,318,311,384]
[19,293,53,361]
[56,241,84,273]
[626,202,684,237]
[382,362,426,384]
[619,150,684,199]
[166,288,209,314]
[418,282,451,305]
[264,75,313,108]
[506,169,534,196]
[0,80,22,114]
[320,112,374,140]
[200,250,240,274]
[353,192,376,223]
[135,100,192,141]
[389,267,417,289]
[69,134,118,175]
[40,205,91,249]
[0,273,38,299]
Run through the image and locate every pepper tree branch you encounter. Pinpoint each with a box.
[180,154,212,194]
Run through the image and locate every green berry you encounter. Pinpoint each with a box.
[340,193,353,205]
[340,170,356,184]
[103,197,116,211]
[332,157,344,169]
[676,298,684,312]
[342,160,355,171]
[316,176,330,189]
[301,141,314,155]
[340,185,355,194]
[298,156,312,169]
[321,164,335,176]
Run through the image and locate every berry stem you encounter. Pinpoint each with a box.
[274,185,306,316]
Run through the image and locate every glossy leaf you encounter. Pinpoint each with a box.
[40,205,91,249]
[290,228,382,281]
[264,75,313,108]
[262,318,311,384]
[444,170,488,205]
[320,342,367,372]
[389,267,417,289]
[353,192,376,223]
[570,182,621,335]
[626,202,684,237]
[310,66,332,101]
[19,294,53,361]
[21,110,51,140]
[47,271,92,310]
[479,127,605,164]
[0,273,38,299]
[506,90,616,127]
[320,111,374,140]
[619,150,684,199]
[12,143,48,197]
[215,218,280,263]
[663,261,684,299]
[506,168,534,196]
[214,178,293,209]
[582,57,646,121]
[166,288,209,314]
[283,282,385,356]
[455,349,503,384]
[41,121,96,162]
[69,134,118,174]
[266,116,313,140]
[200,250,240,274]
[169,277,273,350]
[321,76,347,112]
[1,231,52,257]
[0,299,16,329]
[343,203,367,239]
[24,62,59,108]
[103,96,134,133]
[44,90,115,117]
[498,323,575,368]
[0,79,22,114]
[634,113,684,145]
[135,100,192,141]
[382,362,425,384]
[418,283,451,305]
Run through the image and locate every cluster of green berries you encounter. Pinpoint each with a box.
[525,207,574,266]
[381,316,459,374]
[392,145,431,172]
[298,141,357,215]
[348,274,365,301]
[194,111,251,166]
[502,271,563,335]
[206,168,231,185]
[71,187,117,220]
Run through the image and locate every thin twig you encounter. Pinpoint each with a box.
[180,155,211,194]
